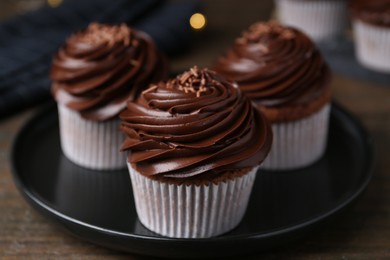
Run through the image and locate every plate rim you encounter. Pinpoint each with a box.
[10,101,375,255]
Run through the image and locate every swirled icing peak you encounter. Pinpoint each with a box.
[350,0,390,27]
[214,21,330,109]
[51,22,168,121]
[120,66,272,180]
[72,22,131,47]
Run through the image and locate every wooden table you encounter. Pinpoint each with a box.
[1,1,390,258]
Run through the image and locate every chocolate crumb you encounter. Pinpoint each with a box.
[166,66,215,97]
[72,22,132,47]
[237,21,295,45]
[142,85,158,95]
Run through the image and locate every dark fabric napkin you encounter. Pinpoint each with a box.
[0,0,200,119]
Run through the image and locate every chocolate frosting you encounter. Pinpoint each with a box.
[350,0,390,27]
[120,67,272,179]
[213,22,330,110]
[51,23,168,121]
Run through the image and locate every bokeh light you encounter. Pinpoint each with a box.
[189,13,206,30]
[47,0,63,8]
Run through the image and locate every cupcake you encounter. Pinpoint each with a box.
[214,22,332,170]
[51,23,168,170]
[350,0,390,73]
[120,67,272,238]
[275,0,348,41]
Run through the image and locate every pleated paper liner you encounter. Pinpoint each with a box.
[275,0,348,41]
[261,104,331,170]
[58,104,126,170]
[353,20,390,73]
[128,164,259,238]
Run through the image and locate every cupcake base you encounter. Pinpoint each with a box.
[261,104,331,170]
[58,104,127,170]
[353,20,390,73]
[128,164,258,238]
[275,0,347,41]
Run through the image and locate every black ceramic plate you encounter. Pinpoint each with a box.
[11,102,374,258]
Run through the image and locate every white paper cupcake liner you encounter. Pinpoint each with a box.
[261,104,331,170]
[275,0,348,41]
[128,164,258,238]
[353,20,390,73]
[58,104,127,170]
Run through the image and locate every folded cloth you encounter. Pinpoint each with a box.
[0,0,200,119]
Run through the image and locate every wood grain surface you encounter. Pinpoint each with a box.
[1,0,390,259]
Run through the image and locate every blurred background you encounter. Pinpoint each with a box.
[0,0,49,18]
[0,0,277,118]
[0,0,388,119]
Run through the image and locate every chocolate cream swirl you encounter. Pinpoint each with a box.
[214,22,330,109]
[51,23,168,121]
[120,67,272,179]
[350,0,390,27]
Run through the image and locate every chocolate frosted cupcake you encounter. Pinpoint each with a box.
[275,0,348,41]
[51,23,168,170]
[350,0,390,73]
[120,67,272,238]
[214,22,331,170]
